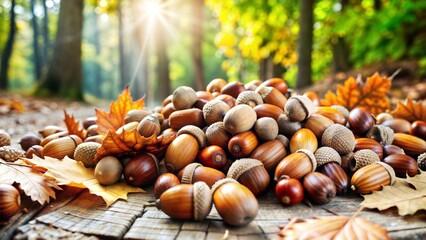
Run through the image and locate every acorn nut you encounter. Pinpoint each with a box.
[95,156,123,185]
[275,176,304,206]
[227,158,270,196]
[351,162,396,194]
[250,139,287,172]
[19,133,41,151]
[254,117,279,141]
[228,131,258,158]
[172,86,197,110]
[0,184,21,220]
[303,172,336,204]
[124,153,159,187]
[197,145,228,170]
[153,173,180,199]
[42,135,83,159]
[74,142,101,168]
[289,128,318,153]
[383,154,418,177]
[284,96,316,122]
[274,149,317,181]
[223,104,257,134]
[178,163,225,188]
[322,124,355,155]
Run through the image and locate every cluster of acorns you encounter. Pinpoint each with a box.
[1,77,426,227]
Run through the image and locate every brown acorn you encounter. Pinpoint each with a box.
[95,156,123,186]
[254,117,279,141]
[228,131,258,158]
[322,124,355,155]
[42,135,83,159]
[223,104,257,134]
[172,86,198,110]
[331,105,350,121]
[274,149,317,181]
[124,109,151,124]
[284,96,316,122]
[410,120,426,139]
[250,139,287,172]
[86,124,99,137]
[235,91,263,107]
[198,145,228,170]
[161,102,176,119]
[205,122,231,149]
[383,154,418,177]
[381,118,411,134]
[227,158,270,196]
[153,173,180,199]
[220,81,246,98]
[196,91,214,101]
[178,163,225,187]
[137,115,161,137]
[25,145,43,158]
[202,99,230,125]
[82,116,97,129]
[206,78,227,93]
[215,94,236,108]
[169,108,205,130]
[244,80,263,91]
[392,133,426,156]
[0,184,21,220]
[315,147,348,194]
[303,172,336,204]
[303,91,321,106]
[375,112,393,124]
[354,138,384,160]
[277,114,302,136]
[257,77,288,95]
[19,133,41,151]
[289,128,318,153]
[38,125,65,138]
[124,153,159,187]
[316,106,346,125]
[351,162,396,194]
[40,131,68,147]
[255,86,287,109]
[253,103,284,120]
[348,107,375,136]
[383,144,405,157]
[305,114,334,139]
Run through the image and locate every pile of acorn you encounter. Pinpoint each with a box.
[1,77,426,227]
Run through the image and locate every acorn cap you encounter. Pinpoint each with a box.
[255,86,273,99]
[322,124,355,155]
[178,125,206,148]
[211,178,239,195]
[202,99,230,125]
[193,181,212,221]
[74,142,101,168]
[349,149,380,172]
[296,149,317,171]
[285,96,316,122]
[417,152,426,171]
[366,125,394,145]
[374,162,396,185]
[0,129,11,147]
[181,163,202,184]
[0,146,25,162]
[227,158,264,180]
[236,91,263,106]
[314,147,341,167]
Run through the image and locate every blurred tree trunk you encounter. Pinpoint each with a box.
[93,12,101,97]
[41,0,50,70]
[296,0,313,89]
[31,0,42,80]
[36,0,84,100]
[0,0,17,90]
[272,62,286,79]
[117,0,128,90]
[331,0,351,73]
[259,58,267,81]
[191,0,204,91]
[155,2,171,102]
[374,0,382,11]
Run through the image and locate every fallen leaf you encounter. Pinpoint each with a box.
[63,110,86,140]
[321,73,391,115]
[278,215,389,240]
[0,160,61,205]
[391,98,426,122]
[360,171,426,215]
[94,128,176,161]
[95,87,144,135]
[24,156,143,207]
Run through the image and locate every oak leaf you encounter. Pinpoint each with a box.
[63,110,86,140]
[0,160,61,204]
[278,215,389,240]
[391,98,426,122]
[321,72,391,115]
[360,171,426,215]
[95,86,144,135]
[24,156,143,207]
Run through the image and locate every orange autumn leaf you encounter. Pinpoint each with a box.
[391,98,426,122]
[63,110,86,140]
[321,72,391,115]
[95,86,144,135]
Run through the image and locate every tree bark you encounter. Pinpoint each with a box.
[191,0,204,91]
[92,11,101,98]
[296,0,313,89]
[117,0,128,90]
[0,0,17,90]
[31,0,42,79]
[36,0,84,100]
[331,0,351,73]
[41,0,50,69]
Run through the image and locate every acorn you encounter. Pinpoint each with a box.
[74,142,102,168]
[206,78,227,94]
[215,94,236,108]
[354,138,384,160]
[275,176,304,206]
[383,144,405,157]
[153,173,180,199]
[137,115,161,137]
[19,134,42,152]
[196,91,214,101]
[410,120,426,139]
[25,145,43,158]
[274,149,317,181]
[172,86,198,110]
[392,133,426,156]
[0,129,11,147]
[228,131,258,158]
[255,86,287,109]
[95,156,123,185]
[348,107,375,136]
[40,131,68,147]
[349,149,380,172]
[366,125,394,146]
[316,106,346,125]
[305,114,334,139]
[289,128,318,153]
[86,124,99,137]
[381,118,411,134]
[124,109,151,124]
[235,91,263,107]
[157,182,212,221]
[303,172,336,204]
[383,154,418,177]
[257,77,288,95]
[202,99,230,125]
[164,125,205,173]
[351,162,396,194]
[315,147,348,194]
[254,117,279,141]
[250,139,287,172]
[42,135,82,159]
[0,184,21,220]
[227,158,270,196]
[124,153,159,187]
[253,103,284,120]
[244,80,263,91]
[375,112,393,124]
[198,145,228,170]
[211,178,258,227]
[303,91,320,106]
[418,153,426,171]
[82,116,97,129]
[322,124,355,155]
[84,135,103,144]
[162,94,173,107]
[331,105,350,121]
[161,102,176,119]
[169,108,205,130]
[223,104,257,135]
[277,114,302,137]
[194,99,208,109]
[220,81,246,98]
[0,146,25,162]
[38,125,65,138]
[205,122,231,149]
[284,96,316,122]
[178,163,225,187]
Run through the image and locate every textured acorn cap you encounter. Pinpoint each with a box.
[227,158,264,180]
[349,149,380,172]
[0,146,25,162]
[296,149,317,171]
[181,163,202,184]
[0,129,11,147]
[235,91,263,106]
[211,178,239,195]
[255,86,273,99]
[314,147,341,167]
[74,142,101,168]
[193,181,213,221]
[322,124,355,155]
[366,125,394,145]
[418,152,426,171]
[202,99,230,125]
[284,96,316,122]
[374,162,396,185]
[178,125,206,148]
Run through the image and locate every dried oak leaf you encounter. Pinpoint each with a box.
[95,86,144,135]
[391,98,426,122]
[63,110,86,140]
[360,171,426,215]
[278,215,389,240]
[0,159,61,205]
[321,72,391,115]
[24,156,143,207]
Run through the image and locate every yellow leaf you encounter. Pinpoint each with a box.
[391,98,426,122]
[63,110,86,140]
[24,156,143,207]
[0,160,61,205]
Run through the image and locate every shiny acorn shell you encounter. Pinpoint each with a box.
[305,114,334,139]
[223,104,257,135]
[0,184,21,220]
[211,178,258,227]
[348,107,375,136]
[383,154,418,177]
[255,86,287,109]
[257,77,288,95]
[316,106,346,125]
[290,128,318,153]
[228,131,258,158]
[250,139,287,172]
[137,115,161,137]
[178,163,226,188]
[169,108,205,130]
[205,122,231,149]
[303,172,336,204]
[153,173,180,199]
[350,162,396,194]
[206,78,227,93]
[274,149,317,181]
[42,135,82,159]
[164,130,200,173]
[157,182,212,221]
[227,158,270,196]
[124,153,159,187]
[220,81,246,98]
[392,133,426,157]
[253,104,284,121]
[198,145,228,169]
[318,162,349,194]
